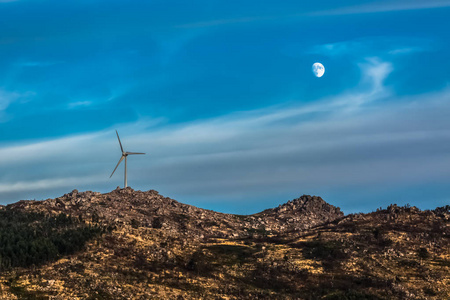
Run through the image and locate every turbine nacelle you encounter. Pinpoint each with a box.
[110,130,146,188]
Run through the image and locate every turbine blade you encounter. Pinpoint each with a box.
[116,130,124,153]
[125,152,146,155]
[110,156,124,178]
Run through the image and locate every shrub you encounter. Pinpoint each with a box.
[417,247,430,260]
[130,218,140,229]
[0,209,103,271]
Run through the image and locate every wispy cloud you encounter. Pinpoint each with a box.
[176,1,450,29]
[68,101,92,109]
[308,37,434,58]
[0,89,36,122]
[388,47,425,55]
[176,15,276,29]
[359,58,393,95]
[0,89,20,112]
[310,0,450,16]
[0,89,34,121]
[308,41,362,57]
[0,175,106,193]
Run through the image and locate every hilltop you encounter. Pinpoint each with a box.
[8,188,343,238]
[0,188,448,299]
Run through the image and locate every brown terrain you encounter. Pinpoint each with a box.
[0,187,448,299]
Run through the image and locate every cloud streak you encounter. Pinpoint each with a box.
[0,89,31,121]
[176,1,450,29]
[176,15,276,29]
[0,89,19,112]
[308,37,434,58]
[0,175,106,194]
[310,0,450,16]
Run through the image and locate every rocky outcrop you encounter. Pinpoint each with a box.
[256,195,344,232]
[434,205,450,220]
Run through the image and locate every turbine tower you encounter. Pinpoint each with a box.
[110,130,145,188]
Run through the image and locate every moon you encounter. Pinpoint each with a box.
[312,62,325,78]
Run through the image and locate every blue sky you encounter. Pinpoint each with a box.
[0,0,450,214]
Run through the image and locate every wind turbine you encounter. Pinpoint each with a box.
[110,130,145,188]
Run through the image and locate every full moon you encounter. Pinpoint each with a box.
[312,62,325,78]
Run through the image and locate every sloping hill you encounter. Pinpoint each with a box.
[0,188,448,299]
[9,188,344,238]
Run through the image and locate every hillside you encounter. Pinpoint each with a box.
[0,188,448,299]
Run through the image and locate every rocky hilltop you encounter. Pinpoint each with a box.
[0,188,448,300]
[257,195,343,232]
[10,188,344,239]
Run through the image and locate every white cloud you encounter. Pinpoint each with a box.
[388,47,424,55]
[0,89,31,121]
[308,37,433,58]
[0,175,106,193]
[310,0,450,16]
[175,1,450,30]
[359,58,393,94]
[309,41,362,57]
[176,15,275,29]
[0,89,35,122]
[68,101,92,108]
[0,89,19,112]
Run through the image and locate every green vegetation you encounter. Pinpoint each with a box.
[0,209,103,271]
